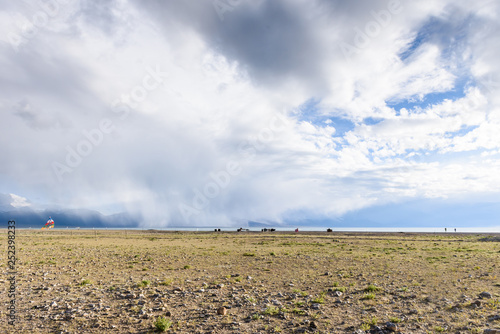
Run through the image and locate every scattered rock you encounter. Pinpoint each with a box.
[311,303,321,310]
[479,292,493,299]
[488,315,500,321]
[385,322,397,332]
[484,330,500,334]
[217,306,227,315]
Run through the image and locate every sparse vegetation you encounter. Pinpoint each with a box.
[362,293,376,300]
[138,280,150,288]
[3,229,499,333]
[154,316,172,332]
[79,279,91,286]
[365,284,381,292]
[160,278,173,286]
[389,316,401,323]
[262,306,280,316]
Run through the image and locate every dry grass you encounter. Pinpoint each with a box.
[1,229,499,333]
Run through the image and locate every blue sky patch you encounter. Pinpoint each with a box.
[297,98,355,136]
[387,77,470,113]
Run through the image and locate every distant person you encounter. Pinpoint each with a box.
[454,228,456,232]
[295,228,299,232]
[445,228,447,232]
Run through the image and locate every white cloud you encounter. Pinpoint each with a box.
[1,0,500,226]
[9,193,30,208]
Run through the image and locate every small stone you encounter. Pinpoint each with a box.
[488,315,500,321]
[217,307,227,315]
[472,300,481,307]
[216,284,225,289]
[311,303,321,310]
[483,330,500,334]
[310,321,317,328]
[479,292,493,299]
[50,301,57,308]
[385,322,397,332]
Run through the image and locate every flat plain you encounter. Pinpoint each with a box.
[1,229,499,333]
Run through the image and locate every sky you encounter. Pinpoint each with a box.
[1,0,500,228]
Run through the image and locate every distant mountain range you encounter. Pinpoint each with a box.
[0,207,137,228]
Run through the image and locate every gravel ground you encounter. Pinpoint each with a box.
[1,230,499,333]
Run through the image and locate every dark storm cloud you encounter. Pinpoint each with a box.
[133,0,335,91]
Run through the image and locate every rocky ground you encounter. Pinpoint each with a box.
[1,230,499,333]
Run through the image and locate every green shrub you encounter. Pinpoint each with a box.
[262,306,280,316]
[154,316,172,332]
[138,280,150,288]
[365,284,381,292]
[362,293,375,300]
[311,296,325,304]
[79,279,91,286]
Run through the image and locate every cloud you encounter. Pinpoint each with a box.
[9,193,31,208]
[1,0,500,227]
